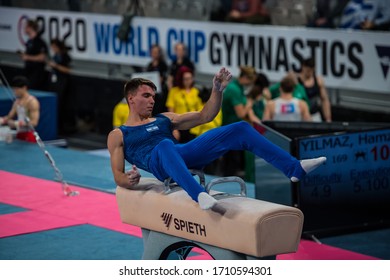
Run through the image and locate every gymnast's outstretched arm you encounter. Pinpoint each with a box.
[163,67,232,131]
[107,128,141,189]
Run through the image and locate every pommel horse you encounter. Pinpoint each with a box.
[116,170,304,260]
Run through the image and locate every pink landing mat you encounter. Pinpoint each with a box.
[277,239,378,260]
[0,171,378,260]
[0,170,142,238]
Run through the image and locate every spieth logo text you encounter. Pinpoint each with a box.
[161,212,207,237]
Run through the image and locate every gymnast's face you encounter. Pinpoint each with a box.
[130,85,156,118]
[13,86,26,99]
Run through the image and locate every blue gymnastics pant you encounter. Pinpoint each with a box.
[149,121,304,202]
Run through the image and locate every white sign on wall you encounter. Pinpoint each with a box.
[0,7,389,94]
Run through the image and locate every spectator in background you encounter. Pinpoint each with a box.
[296,58,332,122]
[112,98,130,128]
[210,0,233,22]
[226,0,270,24]
[248,72,271,120]
[145,44,168,87]
[166,66,202,143]
[221,65,258,178]
[0,76,40,143]
[167,42,195,90]
[222,66,259,126]
[339,0,375,29]
[47,38,74,135]
[269,72,310,110]
[190,87,222,138]
[17,19,48,90]
[361,0,390,30]
[262,75,312,122]
[307,0,350,28]
[145,44,169,115]
[244,72,270,183]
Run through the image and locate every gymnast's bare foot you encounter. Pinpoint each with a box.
[198,192,218,210]
[291,156,327,182]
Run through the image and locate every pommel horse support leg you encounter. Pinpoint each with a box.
[116,173,304,260]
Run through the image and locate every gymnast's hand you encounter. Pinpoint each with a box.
[126,165,141,186]
[213,67,232,93]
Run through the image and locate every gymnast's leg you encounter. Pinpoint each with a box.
[149,139,217,210]
[177,121,326,181]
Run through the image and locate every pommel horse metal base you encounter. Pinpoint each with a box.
[116,171,304,260]
[141,228,275,260]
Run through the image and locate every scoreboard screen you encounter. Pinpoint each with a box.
[296,128,390,234]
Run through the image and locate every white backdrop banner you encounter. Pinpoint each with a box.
[0,7,389,93]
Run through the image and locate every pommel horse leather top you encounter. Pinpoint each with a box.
[116,177,304,258]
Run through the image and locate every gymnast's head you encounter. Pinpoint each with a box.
[123,78,157,117]
[124,78,157,103]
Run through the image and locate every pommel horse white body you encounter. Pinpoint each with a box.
[116,172,304,260]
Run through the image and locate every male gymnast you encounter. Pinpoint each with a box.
[108,67,326,210]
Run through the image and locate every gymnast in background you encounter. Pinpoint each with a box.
[107,68,326,210]
[0,76,40,143]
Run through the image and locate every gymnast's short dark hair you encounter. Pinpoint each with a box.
[123,78,157,98]
[11,76,29,88]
